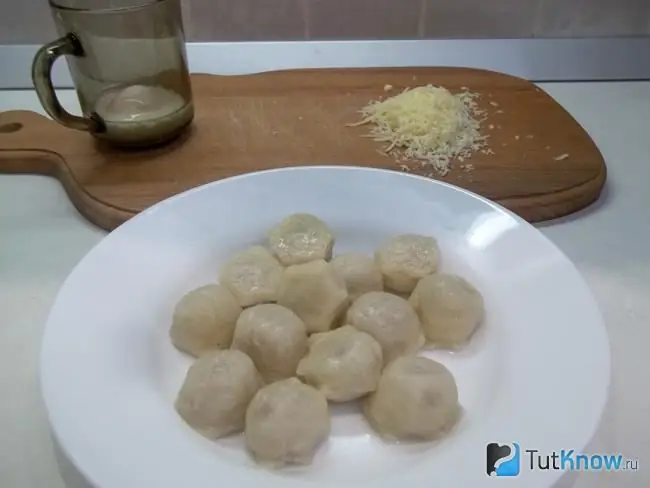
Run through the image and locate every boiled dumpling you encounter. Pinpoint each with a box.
[297,325,383,402]
[169,284,242,357]
[175,349,262,440]
[330,253,384,301]
[230,304,308,383]
[267,213,334,266]
[245,377,330,466]
[409,273,484,349]
[364,356,461,442]
[277,259,349,334]
[375,234,439,293]
[346,291,424,364]
[220,245,284,307]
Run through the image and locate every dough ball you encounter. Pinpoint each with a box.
[220,245,284,307]
[231,304,308,384]
[375,234,440,293]
[409,273,484,349]
[175,349,262,440]
[277,259,349,334]
[245,378,330,467]
[364,356,460,442]
[169,284,242,357]
[297,325,383,402]
[346,291,424,364]
[330,253,384,301]
[268,213,334,266]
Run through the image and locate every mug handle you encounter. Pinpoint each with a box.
[31,33,104,133]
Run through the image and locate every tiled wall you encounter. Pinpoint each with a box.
[1,0,649,44]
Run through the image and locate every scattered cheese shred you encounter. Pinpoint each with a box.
[348,85,487,175]
[554,153,569,161]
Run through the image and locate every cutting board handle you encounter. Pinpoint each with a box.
[0,110,72,176]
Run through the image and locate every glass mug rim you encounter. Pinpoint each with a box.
[48,0,170,14]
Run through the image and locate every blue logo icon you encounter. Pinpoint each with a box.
[487,442,521,477]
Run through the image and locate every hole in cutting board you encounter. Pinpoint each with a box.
[0,122,23,133]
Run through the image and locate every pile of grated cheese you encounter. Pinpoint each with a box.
[349,85,488,176]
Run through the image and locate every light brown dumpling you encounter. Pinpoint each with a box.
[364,356,461,442]
[245,378,330,467]
[230,304,308,383]
[267,213,334,266]
[169,284,242,357]
[219,245,284,307]
[375,234,440,293]
[297,325,383,402]
[277,259,349,334]
[346,291,424,364]
[330,253,384,301]
[175,349,262,440]
[409,273,484,349]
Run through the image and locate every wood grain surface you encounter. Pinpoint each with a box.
[0,68,606,231]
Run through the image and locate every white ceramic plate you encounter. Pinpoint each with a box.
[40,166,610,488]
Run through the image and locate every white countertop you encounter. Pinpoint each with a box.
[0,83,648,488]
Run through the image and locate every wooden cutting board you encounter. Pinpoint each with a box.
[0,68,606,231]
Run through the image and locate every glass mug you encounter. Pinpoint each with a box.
[32,0,194,148]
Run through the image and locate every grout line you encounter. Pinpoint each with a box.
[531,0,546,38]
[302,0,310,40]
[418,0,427,39]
